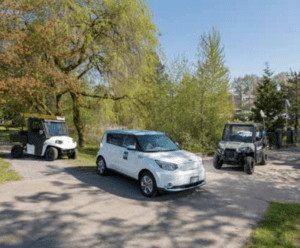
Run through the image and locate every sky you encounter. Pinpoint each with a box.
[147,0,300,80]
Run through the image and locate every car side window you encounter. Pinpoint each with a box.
[31,121,43,133]
[107,134,123,146]
[123,135,137,148]
[256,127,263,141]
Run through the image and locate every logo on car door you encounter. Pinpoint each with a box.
[123,151,128,160]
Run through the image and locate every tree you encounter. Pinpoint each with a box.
[252,67,285,131]
[284,71,300,131]
[0,0,159,147]
[195,28,234,146]
[151,28,234,152]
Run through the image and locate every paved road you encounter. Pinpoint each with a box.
[0,143,300,248]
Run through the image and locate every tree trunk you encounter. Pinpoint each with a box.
[70,92,86,147]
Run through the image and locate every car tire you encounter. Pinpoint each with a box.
[11,145,23,158]
[96,157,107,176]
[140,171,157,197]
[45,147,58,161]
[259,151,268,165]
[213,153,223,170]
[68,149,78,159]
[244,156,254,175]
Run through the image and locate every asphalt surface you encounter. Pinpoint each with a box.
[0,143,300,248]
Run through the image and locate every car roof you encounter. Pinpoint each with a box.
[105,129,165,136]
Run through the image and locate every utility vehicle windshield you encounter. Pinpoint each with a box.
[222,125,254,143]
[46,122,68,136]
[136,134,179,152]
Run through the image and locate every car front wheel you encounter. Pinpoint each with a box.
[213,152,223,169]
[68,149,78,159]
[259,151,268,165]
[244,156,254,174]
[140,171,157,197]
[45,147,58,161]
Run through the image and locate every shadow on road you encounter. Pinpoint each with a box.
[1,145,300,247]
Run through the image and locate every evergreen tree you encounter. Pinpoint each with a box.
[252,67,285,131]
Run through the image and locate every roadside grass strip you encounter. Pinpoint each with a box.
[0,153,22,183]
[246,202,300,248]
[68,145,98,173]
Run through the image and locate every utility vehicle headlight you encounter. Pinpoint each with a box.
[239,147,249,153]
[217,147,224,154]
[55,140,63,144]
[155,160,178,171]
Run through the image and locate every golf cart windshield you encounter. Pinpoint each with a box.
[136,134,179,152]
[222,125,254,143]
[46,122,68,137]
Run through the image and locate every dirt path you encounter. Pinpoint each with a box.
[0,143,299,248]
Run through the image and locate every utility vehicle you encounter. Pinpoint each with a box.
[213,123,268,174]
[9,113,77,161]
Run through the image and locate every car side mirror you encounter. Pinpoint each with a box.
[127,145,136,151]
[39,130,44,135]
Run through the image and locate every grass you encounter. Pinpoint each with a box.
[0,152,22,183]
[246,202,300,248]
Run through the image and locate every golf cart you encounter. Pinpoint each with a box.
[9,113,77,161]
[213,123,268,174]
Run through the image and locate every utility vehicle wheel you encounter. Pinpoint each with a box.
[11,145,23,158]
[96,157,107,176]
[259,151,268,165]
[213,153,223,170]
[140,171,157,198]
[68,149,78,159]
[45,147,58,161]
[244,156,254,175]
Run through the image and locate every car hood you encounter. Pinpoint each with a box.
[219,141,254,150]
[46,136,76,145]
[143,150,202,164]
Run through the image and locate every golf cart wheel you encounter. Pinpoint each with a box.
[259,151,268,165]
[244,156,255,175]
[45,147,58,161]
[213,152,223,169]
[11,145,23,158]
[68,149,78,159]
[96,157,107,176]
[140,171,157,198]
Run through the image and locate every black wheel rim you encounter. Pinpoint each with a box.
[47,150,53,158]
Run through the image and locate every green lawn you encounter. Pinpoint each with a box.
[0,152,22,183]
[246,202,300,248]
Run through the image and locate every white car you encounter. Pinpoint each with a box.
[96,130,206,197]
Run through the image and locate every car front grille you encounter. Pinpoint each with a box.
[225,149,236,158]
[180,162,199,171]
[172,180,205,189]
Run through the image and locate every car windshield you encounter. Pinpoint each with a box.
[136,134,179,152]
[222,125,254,143]
[46,122,68,136]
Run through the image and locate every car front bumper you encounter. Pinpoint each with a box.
[155,167,206,192]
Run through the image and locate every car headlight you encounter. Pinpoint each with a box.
[239,147,249,153]
[55,140,63,144]
[155,160,178,171]
[217,147,224,154]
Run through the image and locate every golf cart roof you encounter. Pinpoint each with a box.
[29,117,66,123]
